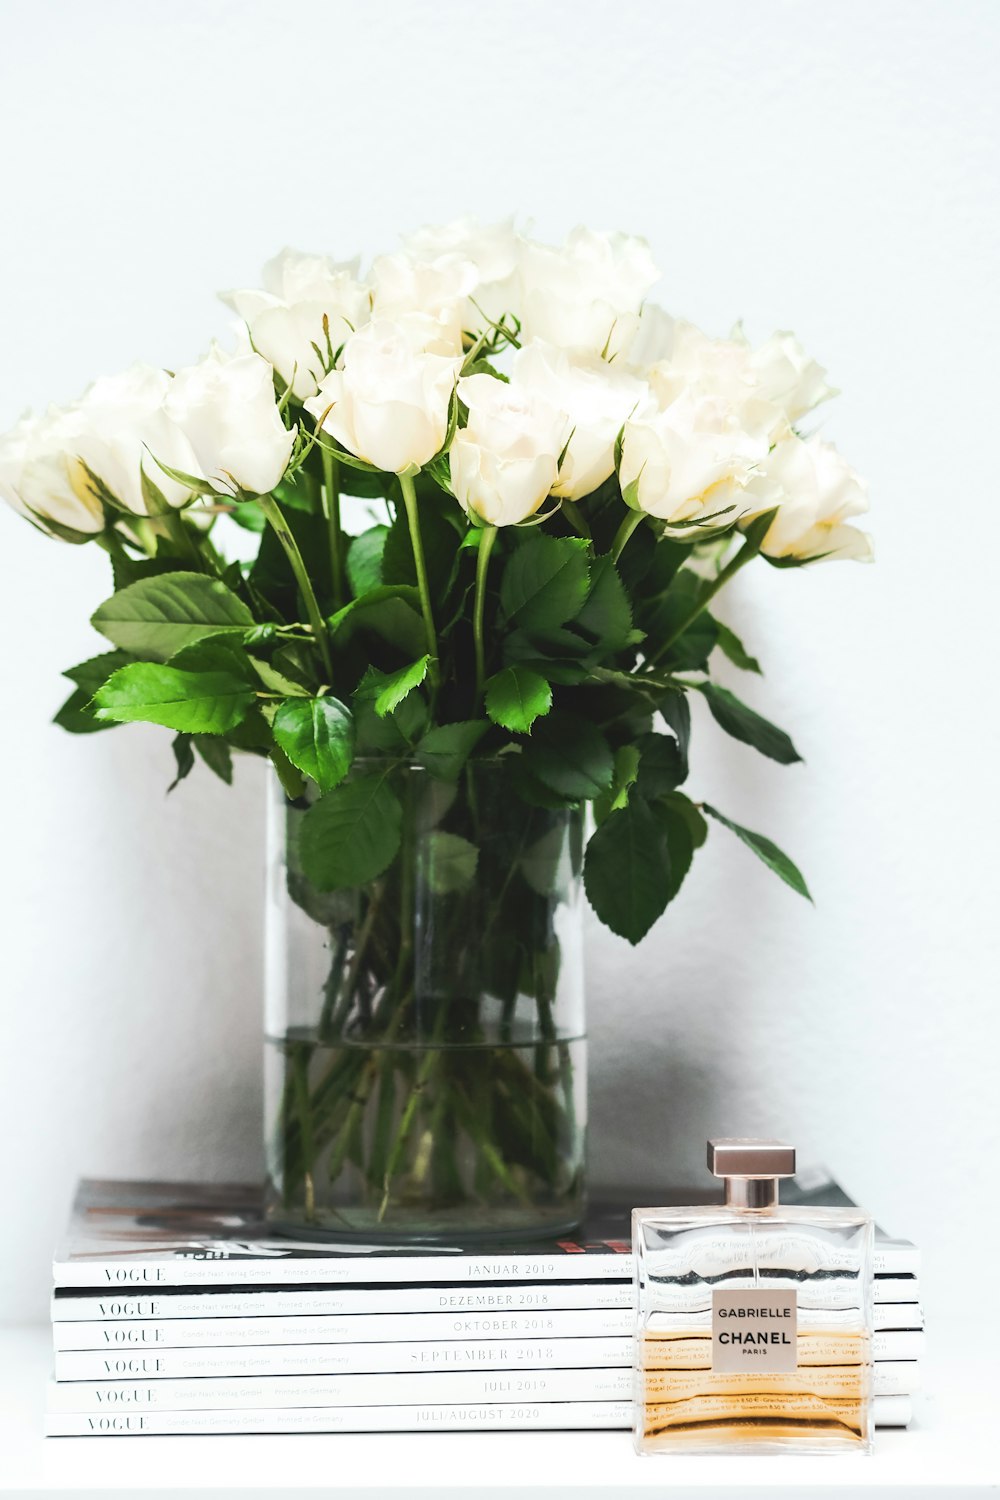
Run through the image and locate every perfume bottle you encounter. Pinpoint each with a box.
[633,1139,874,1456]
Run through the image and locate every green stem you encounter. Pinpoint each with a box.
[645,533,762,668]
[321,448,345,610]
[258,492,333,680]
[398,470,440,687]
[611,509,643,563]
[473,525,497,699]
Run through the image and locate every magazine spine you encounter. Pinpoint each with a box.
[52,1241,918,1290]
[53,1328,925,1382]
[46,1359,920,1411]
[46,1399,632,1436]
[52,1306,635,1351]
[43,1392,912,1436]
[50,1280,637,1322]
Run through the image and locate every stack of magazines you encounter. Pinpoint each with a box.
[46,1175,923,1437]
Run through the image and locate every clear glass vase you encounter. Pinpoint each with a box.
[264,758,587,1240]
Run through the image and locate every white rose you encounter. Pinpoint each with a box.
[619,391,766,528]
[647,320,785,449]
[304,317,462,474]
[73,364,202,514]
[740,433,872,562]
[449,372,566,527]
[513,340,646,500]
[625,301,676,369]
[222,248,371,401]
[748,331,836,423]
[518,227,660,360]
[370,250,478,354]
[0,410,105,536]
[164,349,296,498]
[401,217,522,330]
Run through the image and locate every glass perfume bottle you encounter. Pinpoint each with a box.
[633,1139,874,1456]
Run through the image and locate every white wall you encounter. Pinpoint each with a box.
[1,0,997,1321]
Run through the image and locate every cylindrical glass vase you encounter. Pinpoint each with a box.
[264,758,587,1240]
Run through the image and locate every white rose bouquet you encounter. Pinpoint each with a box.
[1,219,870,944]
[2,219,872,1232]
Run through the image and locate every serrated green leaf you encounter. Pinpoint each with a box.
[299,773,403,890]
[372,655,431,718]
[414,721,488,781]
[92,663,255,735]
[63,649,136,694]
[715,620,762,674]
[425,830,478,894]
[575,554,632,651]
[484,666,552,734]
[53,686,118,734]
[699,683,802,765]
[703,804,812,900]
[500,535,590,634]
[583,794,671,943]
[272,696,355,793]
[91,572,254,661]
[522,713,614,800]
[346,526,388,597]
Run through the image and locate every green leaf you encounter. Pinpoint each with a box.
[651,795,703,903]
[194,736,234,784]
[92,663,256,735]
[229,500,266,533]
[53,687,117,734]
[658,691,691,780]
[64,649,136,694]
[500,536,590,634]
[425,831,478,894]
[484,666,552,734]
[715,620,762,674]
[168,634,258,682]
[247,653,310,697]
[415,721,488,781]
[272,696,355,793]
[583,794,671,943]
[520,825,568,896]
[371,656,431,718]
[574,555,632,652]
[91,572,254,661]
[634,732,685,797]
[54,650,136,734]
[346,526,388,597]
[522,713,614,801]
[661,791,708,850]
[703,804,812,900]
[609,744,640,810]
[328,585,426,657]
[299,773,403,890]
[168,733,195,791]
[699,684,802,765]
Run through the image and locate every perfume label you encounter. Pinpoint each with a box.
[711,1289,797,1373]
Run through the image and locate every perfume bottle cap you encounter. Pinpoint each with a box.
[708,1139,796,1179]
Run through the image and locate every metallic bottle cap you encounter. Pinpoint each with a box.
[708,1138,795,1209]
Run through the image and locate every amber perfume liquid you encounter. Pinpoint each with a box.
[633,1141,874,1456]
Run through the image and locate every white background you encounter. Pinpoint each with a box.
[0,0,997,1323]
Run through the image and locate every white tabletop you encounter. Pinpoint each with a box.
[0,1320,994,1498]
